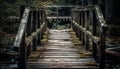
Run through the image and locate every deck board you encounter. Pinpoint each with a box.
[27,29,97,68]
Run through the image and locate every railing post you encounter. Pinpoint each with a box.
[85,10,89,50]
[80,11,83,43]
[77,12,81,39]
[74,12,76,34]
[18,5,27,69]
[81,11,85,45]
[79,11,82,40]
[37,9,41,46]
[32,9,37,51]
[77,12,80,38]
[41,10,44,39]
[92,8,97,61]
[18,33,26,69]
[99,26,106,69]
[26,10,32,56]
[27,10,32,36]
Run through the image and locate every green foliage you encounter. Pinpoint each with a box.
[0,0,57,33]
[0,0,19,23]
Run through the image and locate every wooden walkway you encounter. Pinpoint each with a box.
[27,29,98,69]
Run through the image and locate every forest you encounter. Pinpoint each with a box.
[0,0,120,68]
[0,0,120,46]
[0,0,120,35]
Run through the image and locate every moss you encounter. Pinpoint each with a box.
[41,39,48,43]
[74,43,81,46]
[68,29,73,32]
[44,31,48,35]
[71,45,78,48]
[28,52,40,59]
[73,39,80,43]
[37,47,46,51]
[43,35,47,39]
[71,35,77,38]
[79,56,90,58]
[79,51,92,58]
[69,32,76,35]
[84,61,98,66]
[27,59,38,61]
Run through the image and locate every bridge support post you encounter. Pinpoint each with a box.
[91,9,97,61]
[18,33,26,69]
[81,11,85,45]
[41,10,44,39]
[26,10,32,56]
[32,10,37,51]
[85,11,90,50]
[99,27,106,69]
[18,5,27,69]
[79,12,82,40]
[37,9,41,46]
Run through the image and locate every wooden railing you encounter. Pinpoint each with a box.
[13,6,47,69]
[72,5,107,69]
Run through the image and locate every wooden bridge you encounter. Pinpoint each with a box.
[0,5,115,69]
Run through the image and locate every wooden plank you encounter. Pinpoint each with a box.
[14,7,30,50]
[46,5,79,8]
[47,16,72,19]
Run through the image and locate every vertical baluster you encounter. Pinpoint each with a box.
[27,11,32,36]
[72,11,75,31]
[85,10,89,50]
[39,10,42,40]
[91,8,97,61]
[41,10,44,39]
[32,9,37,51]
[44,10,47,29]
[72,11,75,30]
[79,11,82,40]
[77,12,80,39]
[37,9,41,46]
[80,11,83,42]
[19,33,26,69]
[75,12,77,35]
[18,5,26,69]
[82,10,85,45]
[77,12,80,37]
[71,12,72,29]
[26,10,32,57]
[99,26,106,69]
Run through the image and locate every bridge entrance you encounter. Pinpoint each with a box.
[46,5,73,29]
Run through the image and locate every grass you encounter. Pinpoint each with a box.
[84,61,98,66]
[41,39,48,43]
[69,31,76,35]
[28,52,40,60]
[78,51,92,58]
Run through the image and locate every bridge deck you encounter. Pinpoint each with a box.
[27,29,97,68]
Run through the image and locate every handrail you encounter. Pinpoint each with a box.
[72,5,107,28]
[94,5,107,27]
[26,22,46,46]
[72,5,107,69]
[14,7,30,50]
[72,21,100,43]
[13,6,47,69]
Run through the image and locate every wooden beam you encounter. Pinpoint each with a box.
[26,22,46,47]
[14,7,30,51]
[72,21,100,44]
